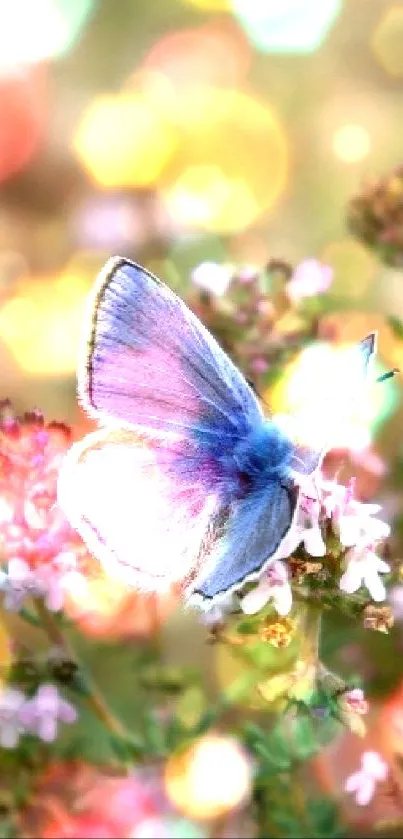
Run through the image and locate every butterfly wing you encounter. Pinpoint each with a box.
[79,256,263,445]
[190,481,299,604]
[58,428,225,592]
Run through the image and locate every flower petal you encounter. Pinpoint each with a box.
[356,777,375,806]
[241,581,272,615]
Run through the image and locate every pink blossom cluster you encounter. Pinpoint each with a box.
[0,683,77,748]
[0,402,87,612]
[38,767,206,839]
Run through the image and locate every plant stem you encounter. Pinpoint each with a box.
[33,598,131,742]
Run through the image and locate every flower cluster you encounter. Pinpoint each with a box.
[0,683,77,748]
[347,163,403,267]
[188,258,333,387]
[0,401,88,613]
[22,762,209,839]
[241,472,390,616]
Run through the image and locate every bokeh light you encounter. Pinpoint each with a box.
[371,7,403,78]
[182,0,230,9]
[160,88,289,233]
[164,734,253,821]
[332,124,371,163]
[320,238,377,298]
[269,339,397,452]
[0,262,93,375]
[142,21,250,94]
[64,565,177,640]
[230,0,342,54]
[73,89,178,189]
[0,0,94,73]
[0,66,46,184]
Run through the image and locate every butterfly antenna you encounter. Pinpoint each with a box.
[376,368,399,383]
[246,378,271,410]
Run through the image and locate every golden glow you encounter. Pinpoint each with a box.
[371,8,403,78]
[320,238,376,298]
[332,124,371,163]
[0,268,92,375]
[181,0,230,9]
[161,88,288,233]
[73,92,178,188]
[164,734,252,820]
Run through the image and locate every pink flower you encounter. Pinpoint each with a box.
[342,688,369,715]
[0,403,89,611]
[286,259,333,303]
[345,751,388,805]
[19,684,77,742]
[0,686,26,748]
[241,560,292,616]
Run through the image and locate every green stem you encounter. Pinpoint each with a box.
[33,598,132,742]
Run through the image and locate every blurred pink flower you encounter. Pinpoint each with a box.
[345,751,388,806]
[342,688,369,715]
[286,259,333,303]
[241,560,292,616]
[0,402,89,612]
[0,686,26,748]
[19,684,77,742]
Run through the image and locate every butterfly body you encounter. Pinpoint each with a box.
[58,256,376,607]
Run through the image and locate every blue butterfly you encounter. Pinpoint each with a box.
[57,257,376,607]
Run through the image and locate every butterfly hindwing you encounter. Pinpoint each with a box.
[191,481,299,603]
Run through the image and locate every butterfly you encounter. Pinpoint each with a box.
[57,256,377,608]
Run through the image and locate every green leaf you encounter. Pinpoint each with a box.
[288,715,318,760]
[388,315,403,340]
[308,797,344,837]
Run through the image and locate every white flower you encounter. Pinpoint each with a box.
[345,751,388,806]
[288,496,326,558]
[191,262,233,296]
[241,560,292,616]
[286,259,333,304]
[0,687,27,748]
[339,544,390,602]
[328,481,390,548]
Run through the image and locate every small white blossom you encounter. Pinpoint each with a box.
[286,496,326,558]
[345,751,388,806]
[286,259,333,304]
[241,560,292,616]
[191,262,233,296]
[339,544,390,602]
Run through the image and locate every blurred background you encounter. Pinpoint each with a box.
[3,3,403,835]
[1,0,403,423]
